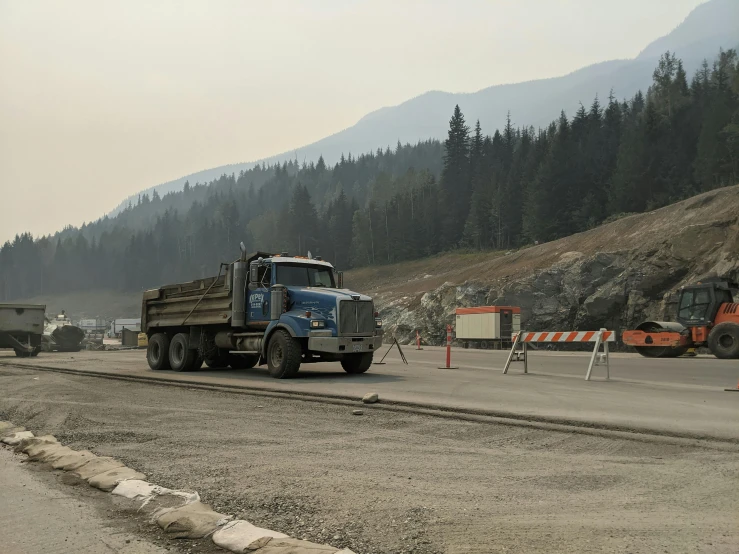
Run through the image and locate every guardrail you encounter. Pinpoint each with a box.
[503,329,615,380]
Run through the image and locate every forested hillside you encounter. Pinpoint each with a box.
[110,0,739,208]
[1,50,738,301]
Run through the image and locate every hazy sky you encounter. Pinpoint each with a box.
[0,0,707,243]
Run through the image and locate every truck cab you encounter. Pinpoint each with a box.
[142,249,383,378]
[245,253,381,363]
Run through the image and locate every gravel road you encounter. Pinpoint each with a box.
[1,365,736,554]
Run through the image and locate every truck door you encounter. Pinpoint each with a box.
[247,262,272,325]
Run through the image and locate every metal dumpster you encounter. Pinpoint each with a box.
[0,304,46,357]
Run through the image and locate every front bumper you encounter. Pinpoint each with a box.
[307,332,383,354]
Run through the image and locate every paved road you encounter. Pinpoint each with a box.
[1,346,737,440]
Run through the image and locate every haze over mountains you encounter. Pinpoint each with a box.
[115,0,739,213]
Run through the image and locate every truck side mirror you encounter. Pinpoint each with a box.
[337,271,344,289]
[249,262,258,283]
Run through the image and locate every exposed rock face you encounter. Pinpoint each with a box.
[367,187,739,345]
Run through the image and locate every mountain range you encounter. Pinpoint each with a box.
[114,0,739,214]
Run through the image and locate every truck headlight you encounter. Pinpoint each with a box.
[310,320,325,328]
[375,318,383,328]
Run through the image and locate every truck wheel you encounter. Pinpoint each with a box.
[341,352,373,374]
[229,354,259,370]
[14,349,31,358]
[267,330,301,379]
[169,333,199,372]
[147,333,171,370]
[708,322,739,359]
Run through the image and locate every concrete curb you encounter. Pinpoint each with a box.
[1,421,358,554]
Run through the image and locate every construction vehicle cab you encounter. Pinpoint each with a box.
[623,280,739,359]
[676,281,735,328]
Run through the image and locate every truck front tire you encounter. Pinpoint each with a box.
[708,322,739,359]
[267,330,301,379]
[147,333,171,370]
[169,333,199,372]
[341,352,373,374]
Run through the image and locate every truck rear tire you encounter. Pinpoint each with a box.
[267,330,301,379]
[169,333,199,372]
[708,322,739,359]
[341,352,373,374]
[147,333,171,370]
[229,354,259,370]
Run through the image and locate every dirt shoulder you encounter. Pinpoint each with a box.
[0,446,181,554]
[1,365,736,554]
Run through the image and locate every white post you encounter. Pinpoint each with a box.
[503,331,522,374]
[604,337,610,380]
[585,329,604,381]
[523,341,528,374]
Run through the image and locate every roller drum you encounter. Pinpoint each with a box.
[634,321,688,358]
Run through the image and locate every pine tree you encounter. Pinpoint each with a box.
[695,50,739,189]
[524,112,574,242]
[463,121,487,248]
[440,105,470,247]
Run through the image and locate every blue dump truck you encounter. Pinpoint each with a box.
[141,246,383,378]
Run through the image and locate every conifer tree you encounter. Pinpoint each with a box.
[440,105,470,247]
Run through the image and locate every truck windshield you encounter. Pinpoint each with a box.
[275,264,335,287]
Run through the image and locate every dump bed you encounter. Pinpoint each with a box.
[0,304,46,352]
[142,273,233,332]
[0,304,46,334]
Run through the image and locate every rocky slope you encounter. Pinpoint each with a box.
[349,185,739,345]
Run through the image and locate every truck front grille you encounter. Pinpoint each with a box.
[339,300,374,335]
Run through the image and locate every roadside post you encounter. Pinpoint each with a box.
[438,324,459,369]
[416,330,423,350]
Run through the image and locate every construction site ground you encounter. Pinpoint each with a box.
[1,347,736,441]
[1,349,737,553]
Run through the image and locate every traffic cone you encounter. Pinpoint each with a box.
[725,378,739,392]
